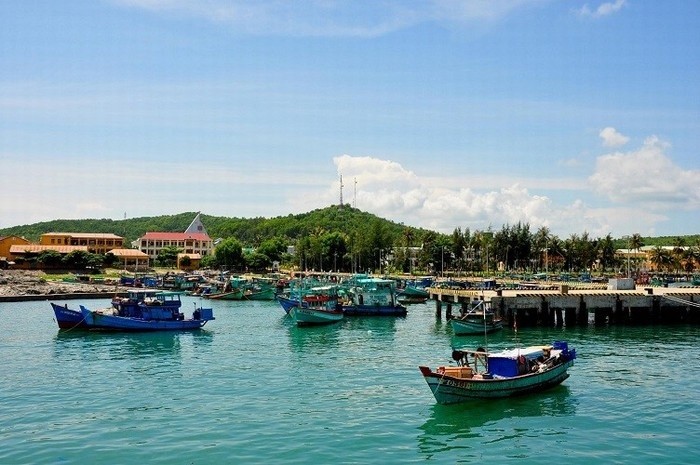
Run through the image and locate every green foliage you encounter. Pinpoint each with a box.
[156,246,181,267]
[215,237,244,270]
[36,250,63,268]
[62,250,103,270]
[245,251,271,272]
[2,206,700,275]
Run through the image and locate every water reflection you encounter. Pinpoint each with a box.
[286,322,341,353]
[417,386,576,456]
[53,329,214,362]
[341,315,399,334]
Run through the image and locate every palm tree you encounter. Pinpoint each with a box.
[533,226,551,272]
[628,233,644,275]
[649,246,672,273]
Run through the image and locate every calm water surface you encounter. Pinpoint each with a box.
[1,297,698,464]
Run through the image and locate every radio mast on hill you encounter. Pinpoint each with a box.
[339,174,344,206]
[353,177,357,208]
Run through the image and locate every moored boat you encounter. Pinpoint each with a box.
[282,285,345,326]
[342,275,407,316]
[396,285,429,304]
[207,289,246,300]
[419,341,576,404]
[51,302,90,330]
[78,303,214,331]
[51,291,214,331]
[290,304,344,326]
[450,300,503,335]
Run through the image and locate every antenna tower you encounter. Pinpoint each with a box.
[339,174,344,206]
[353,178,357,208]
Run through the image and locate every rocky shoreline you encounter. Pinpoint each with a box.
[0,270,126,301]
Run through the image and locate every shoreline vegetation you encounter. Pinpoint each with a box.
[2,210,700,283]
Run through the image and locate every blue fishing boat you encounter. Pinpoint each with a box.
[342,275,407,316]
[51,302,90,330]
[419,341,576,404]
[111,289,182,316]
[51,291,214,331]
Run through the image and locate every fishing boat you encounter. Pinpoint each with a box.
[111,289,182,316]
[243,278,277,300]
[450,300,503,335]
[289,286,344,326]
[51,302,90,329]
[342,275,407,316]
[396,285,429,304]
[207,289,246,300]
[418,341,576,404]
[51,291,214,331]
[78,302,214,331]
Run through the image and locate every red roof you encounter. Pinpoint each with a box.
[140,232,211,241]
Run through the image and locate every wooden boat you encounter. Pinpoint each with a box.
[111,289,182,316]
[51,302,90,330]
[342,275,407,316]
[207,289,245,300]
[290,306,343,326]
[450,300,503,335]
[78,302,214,331]
[419,341,576,404]
[396,285,429,304]
[51,290,214,331]
[283,286,345,326]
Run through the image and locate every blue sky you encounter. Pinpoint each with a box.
[1,0,699,239]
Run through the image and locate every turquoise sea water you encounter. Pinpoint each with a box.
[1,297,698,464]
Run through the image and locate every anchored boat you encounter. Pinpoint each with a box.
[419,341,576,404]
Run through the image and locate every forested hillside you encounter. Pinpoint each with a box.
[2,206,699,275]
[0,206,431,246]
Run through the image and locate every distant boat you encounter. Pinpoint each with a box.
[419,341,577,404]
[278,285,344,325]
[396,285,429,304]
[208,289,245,300]
[289,286,344,326]
[450,300,503,336]
[342,275,407,316]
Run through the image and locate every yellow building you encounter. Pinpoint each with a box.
[0,235,31,267]
[107,248,150,271]
[8,244,90,269]
[177,253,202,271]
[40,233,124,255]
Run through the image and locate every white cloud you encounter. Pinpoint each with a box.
[110,0,547,37]
[589,136,700,208]
[329,155,587,235]
[577,0,627,19]
[599,127,629,147]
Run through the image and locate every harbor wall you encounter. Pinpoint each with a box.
[429,288,700,326]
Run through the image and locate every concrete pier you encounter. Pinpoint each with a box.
[429,287,700,327]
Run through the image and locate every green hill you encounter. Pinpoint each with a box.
[0,206,433,246]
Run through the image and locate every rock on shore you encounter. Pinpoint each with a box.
[0,270,120,298]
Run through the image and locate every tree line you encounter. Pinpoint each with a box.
[2,206,699,275]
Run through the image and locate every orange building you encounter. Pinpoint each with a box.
[40,233,124,255]
[0,235,31,267]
